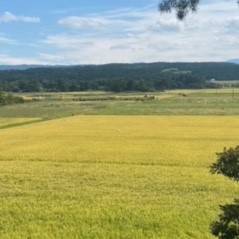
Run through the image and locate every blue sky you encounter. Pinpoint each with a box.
[0,0,239,64]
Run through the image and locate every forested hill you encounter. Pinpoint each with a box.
[0,62,239,92]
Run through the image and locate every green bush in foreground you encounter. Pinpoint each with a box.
[211,146,239,239]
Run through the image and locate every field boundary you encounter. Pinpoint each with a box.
[0,119,44,130]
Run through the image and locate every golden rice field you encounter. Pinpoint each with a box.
[0,116,238,239]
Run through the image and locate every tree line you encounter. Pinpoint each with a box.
[0,62,239,92]
[0,92,24,105]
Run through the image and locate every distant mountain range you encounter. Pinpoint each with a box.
[0,65,62,71]
[0,65,40,71]
[1,60,239,71]
[227,59,239,64]
[0,62,239,92]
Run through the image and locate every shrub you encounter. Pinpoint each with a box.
[211,146,239,181]
[211,146,239,239]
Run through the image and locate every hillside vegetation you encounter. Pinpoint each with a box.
[0,62,239,92]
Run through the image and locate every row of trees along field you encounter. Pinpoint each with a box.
[0,92,24,105]
[0,62,239,92]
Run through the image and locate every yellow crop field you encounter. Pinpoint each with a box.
[0,116,238,238]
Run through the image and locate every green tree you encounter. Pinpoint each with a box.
[210,146,239,239]
[159,0,237,19]
[159,0,199,19]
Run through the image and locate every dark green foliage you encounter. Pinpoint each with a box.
[0,92,24,105]
[211,146,239,239]
[159,0,200,19]
[0,62,239,92]
[211,200,239,239]
[211,146,239,181]
[159,0,237,19]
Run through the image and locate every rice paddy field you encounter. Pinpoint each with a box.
[0,113,239,238]
[0,89,239,238]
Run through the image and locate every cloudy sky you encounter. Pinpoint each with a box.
[0,0,239,65]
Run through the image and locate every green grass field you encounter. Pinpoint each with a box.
[0,89,238,120]
[0,89,239,238]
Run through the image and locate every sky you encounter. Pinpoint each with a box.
[0,0,239,65]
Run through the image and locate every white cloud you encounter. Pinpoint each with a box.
[0,53,64,65]
[0,54,42,65]
[40,2,239,64]
[2,1,239,65]
[58,16,109,30]
[38,53,65,63]
[43,35,94,49]
[0,12,40,23]
[0,35,15,44]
